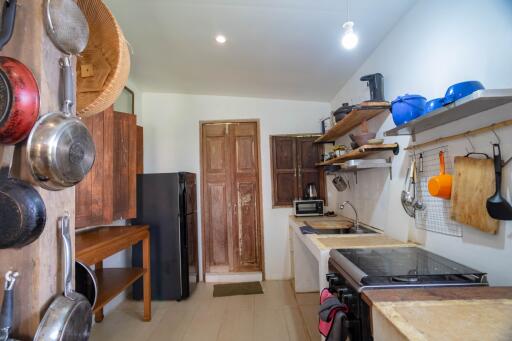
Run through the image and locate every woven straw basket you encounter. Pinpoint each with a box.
[76,0,130,117]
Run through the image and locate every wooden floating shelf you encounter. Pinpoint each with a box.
[384,89,512,136]
[315,101,390,143]
[316,144,399,166]
[93,267,146,313]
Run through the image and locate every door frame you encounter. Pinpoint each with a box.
[199,119,265,281]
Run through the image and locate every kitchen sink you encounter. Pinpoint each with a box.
[303,225,378,235]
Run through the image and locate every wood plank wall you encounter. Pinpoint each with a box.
[0,1,76,338]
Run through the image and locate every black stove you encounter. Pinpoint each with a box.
[325,247,488,341]
[330,247,487,289]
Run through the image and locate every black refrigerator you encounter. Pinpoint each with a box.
[133,172,198,301]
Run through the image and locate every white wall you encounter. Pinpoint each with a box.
[330,0,512,285]
[140,93,331,279]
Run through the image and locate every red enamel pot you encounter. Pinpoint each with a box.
[0,0,40,145]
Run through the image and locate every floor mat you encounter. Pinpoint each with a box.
[213,282,264,297]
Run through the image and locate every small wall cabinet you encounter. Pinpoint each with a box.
[270,135,325,207]
[75,107,139,228]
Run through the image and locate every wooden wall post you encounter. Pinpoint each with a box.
[0,1,75,338]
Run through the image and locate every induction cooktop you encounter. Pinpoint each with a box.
[329,247,487,287]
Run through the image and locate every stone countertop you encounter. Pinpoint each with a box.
[363,287,512,341]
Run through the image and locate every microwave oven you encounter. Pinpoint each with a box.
[293,199,324,217]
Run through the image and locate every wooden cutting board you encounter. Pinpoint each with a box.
[450,156,499,234]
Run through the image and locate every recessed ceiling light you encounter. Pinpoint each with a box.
[215,35,227,44]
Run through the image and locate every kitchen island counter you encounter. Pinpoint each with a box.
[363,287,512,341]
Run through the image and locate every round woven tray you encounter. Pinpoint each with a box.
[76,0,130,117]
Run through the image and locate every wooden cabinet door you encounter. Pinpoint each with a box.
[230,122,262,272]
[136,125,143,174]
[201,123,233,273]
[271,136,298,206]
[297,137,324,200]
[113,112,137,220]
[75,108,114,228]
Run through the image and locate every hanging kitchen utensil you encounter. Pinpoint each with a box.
[75,260,98,309]
[76,0,130,117]
[428,151,452,200]
[486,144,512,220]
[451,154,498,233]
[34,215,92,341]
[44,0,90,55]
[0,271,19,341]
[412,165,425,211]
[333,175,348,192]
[0,146,46,248]
[401,159,416,217]
[27,56,95,191]
[0,0,40,145]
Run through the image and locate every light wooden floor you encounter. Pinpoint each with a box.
[90,280,319,341]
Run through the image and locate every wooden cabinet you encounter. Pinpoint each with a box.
[75,107,138,228]
[271,135,325,207]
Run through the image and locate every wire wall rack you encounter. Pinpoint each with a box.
[412,146,464,237]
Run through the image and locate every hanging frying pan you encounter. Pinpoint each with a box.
[27,0,94,190]
[0,0,40,145]
[34,215,92,341]
[0,146,46,249]
[26,56,95,191]
[75,260,98,309]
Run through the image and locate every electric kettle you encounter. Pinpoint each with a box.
[304,183,318,200]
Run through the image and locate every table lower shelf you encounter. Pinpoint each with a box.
[94,267,146,313]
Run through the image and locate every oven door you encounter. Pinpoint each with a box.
[294,200,323,216]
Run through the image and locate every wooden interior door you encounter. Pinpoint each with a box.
[230,122,262,271]
[201,123,233,273]
[297,137,324,200]
[201,121,263,274]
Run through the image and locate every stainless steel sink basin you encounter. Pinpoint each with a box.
[302,224,378,235]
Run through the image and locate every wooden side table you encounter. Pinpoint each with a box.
[76,225,151,322]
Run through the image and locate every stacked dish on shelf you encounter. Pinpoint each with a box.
[390,81,485,127]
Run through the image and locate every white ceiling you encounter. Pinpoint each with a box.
[105,0,417,101]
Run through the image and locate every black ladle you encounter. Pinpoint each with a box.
[486,144,512,220]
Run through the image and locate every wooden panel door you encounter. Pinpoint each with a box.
[297,137,324,200]
[201,121,263,274]
[271,136,298,206]
[231,122,262,271]
[201,124,233,273]
[113,112,137,220]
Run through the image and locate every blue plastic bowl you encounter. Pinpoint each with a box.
[391,94,427,126]
[424,97,445,114]
[444,81,484,104]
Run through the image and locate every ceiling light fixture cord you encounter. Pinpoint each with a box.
[346,0,350,21]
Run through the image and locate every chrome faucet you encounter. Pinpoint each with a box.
[339,201,359,231]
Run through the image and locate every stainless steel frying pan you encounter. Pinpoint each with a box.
[34,215,92,341]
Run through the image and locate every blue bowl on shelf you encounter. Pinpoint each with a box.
[424,97,445,114]
[391,94,427,126]
[444,81,485,104]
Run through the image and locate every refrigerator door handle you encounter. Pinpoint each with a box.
[177,214,183,297]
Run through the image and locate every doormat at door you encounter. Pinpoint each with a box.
[213,282,264,297]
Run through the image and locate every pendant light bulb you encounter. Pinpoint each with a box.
[342,21,358,49]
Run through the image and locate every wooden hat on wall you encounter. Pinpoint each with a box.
[76,0,130,117]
